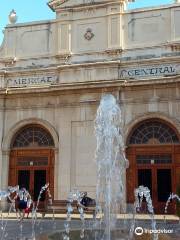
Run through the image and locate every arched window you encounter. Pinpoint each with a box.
[128,120,180,145]
[11,125,54,148]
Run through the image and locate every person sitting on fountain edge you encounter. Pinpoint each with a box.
[80,192,95,209]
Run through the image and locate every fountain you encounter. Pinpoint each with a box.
[31,183,51,239]
[165,193,180,214]
[60,94,179,240]
[164,193,180,225]
[1,94,180,240]
[0,185,19,240]
[0,183,51,239]
[94,94,129,240]
[61,94,129,240]
[63,189,85,240]
[130,186,158,240]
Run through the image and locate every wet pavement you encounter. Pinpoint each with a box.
[0,215,179,240]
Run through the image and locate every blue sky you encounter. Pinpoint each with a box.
[0,0,173,44]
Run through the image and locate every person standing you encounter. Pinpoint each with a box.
[17,187,32,221]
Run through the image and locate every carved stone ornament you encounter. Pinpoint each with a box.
[84,28,94,41]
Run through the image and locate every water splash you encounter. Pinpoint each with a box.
[31,183,50,238]
[32,183,50,216]
[94,94,128,240]
[165,193,180,214]
[0,186,32,239]
[164,193,180,224]
[64,189,86,240]
[0,185,19,201]
[0,185,19,240]
[131,186,158,240]
[0,184,50,239]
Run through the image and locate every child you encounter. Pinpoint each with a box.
[17,187,32,221]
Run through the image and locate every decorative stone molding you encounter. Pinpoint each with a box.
[55,53,72,64]
[0,57,16,66]
[84,28,95,41]
[84,0,95,4]
[48,0,135,12]
[105,48,123,55]
[169,43,180,51]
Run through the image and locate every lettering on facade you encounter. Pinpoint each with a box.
[119,64,179,79]
[7,75,59,88]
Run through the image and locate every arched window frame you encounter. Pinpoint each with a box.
[11,124,55,148]
[128,119,180,145]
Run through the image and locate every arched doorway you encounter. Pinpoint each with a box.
[8,124,55,202]
[126,119,180,213]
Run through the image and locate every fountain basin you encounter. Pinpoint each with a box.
[38,229,175,240]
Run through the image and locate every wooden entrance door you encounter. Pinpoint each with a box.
[127,146,176,213]
[126,119,180,214]
[9,149,54,201]
[137,165,174,213]
[18,169,47,201]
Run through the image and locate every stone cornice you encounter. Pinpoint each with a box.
[126,2,180,14]
[0,70,6,75]
[1,54,180,75]
[0,39,179,64]
[1,67,58,75]
[5,20,55,29]
[48,0,133,12]
[0,57,16,66]
[0,75,180,96]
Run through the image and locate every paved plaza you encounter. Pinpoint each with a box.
[0,214,180,239]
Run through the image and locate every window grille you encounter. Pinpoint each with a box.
[129,120,179,144]
[12,125,54,148]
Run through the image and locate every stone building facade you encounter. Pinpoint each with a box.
[0,0,180,213]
